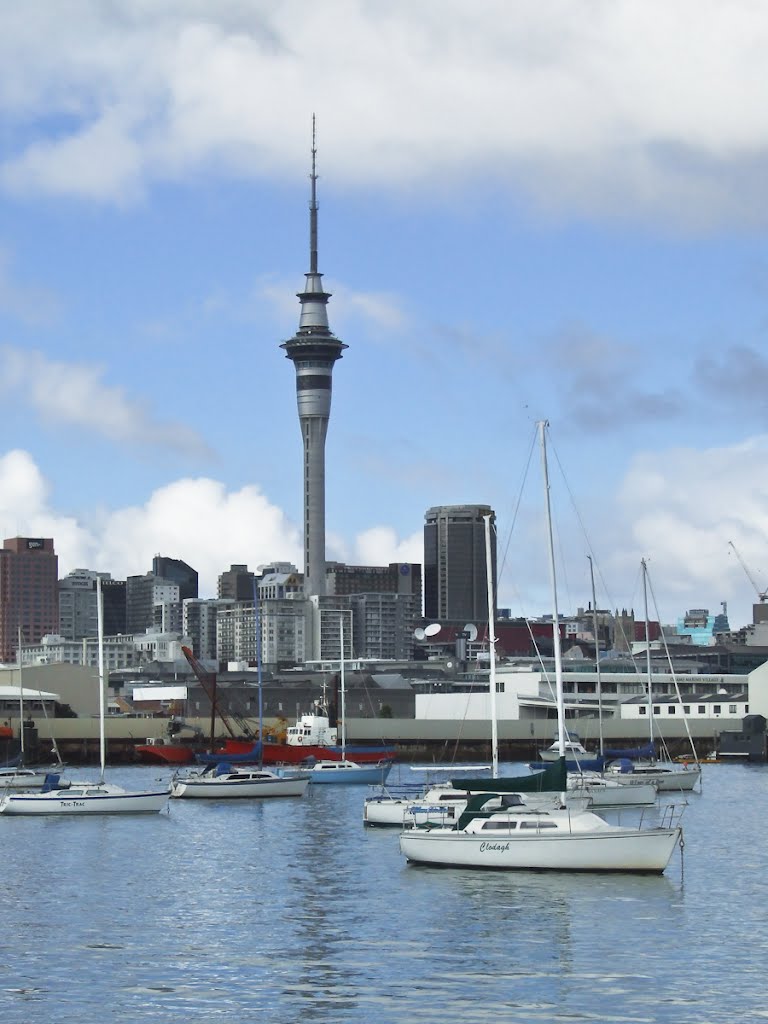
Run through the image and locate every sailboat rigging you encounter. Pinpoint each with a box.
[305,611,393,785]
[0,579,170,815]
[399,420,684,872]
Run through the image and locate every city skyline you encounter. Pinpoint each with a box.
[0,4,767,627]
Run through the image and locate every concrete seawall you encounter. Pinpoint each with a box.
[8,714,720,764]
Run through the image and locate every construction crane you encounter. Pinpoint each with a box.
[727,541,768,602]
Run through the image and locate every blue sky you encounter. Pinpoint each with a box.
[1,1,768,628]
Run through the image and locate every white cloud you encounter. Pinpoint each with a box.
[96,477,303,592]
[1,442,766,630]
[0,346,211,457]
[0,449,95,561]
[1,2,767,226]
[351,526,422,567]
[0,449,422,596]
[617,436,768,621]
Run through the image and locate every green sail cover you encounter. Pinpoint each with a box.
[449,757,567,793]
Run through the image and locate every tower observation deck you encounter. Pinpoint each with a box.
[280,121,347,597]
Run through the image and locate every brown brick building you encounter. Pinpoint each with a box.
[0,537,58,663]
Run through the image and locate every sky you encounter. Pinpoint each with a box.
[1,0,768,629]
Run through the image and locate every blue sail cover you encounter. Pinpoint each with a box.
[603,742,655,760]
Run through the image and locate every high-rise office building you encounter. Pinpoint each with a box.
[58,569,116,641]
[280,123,346,598]
[423,505,496,623]
[126,573,180,634]
[0,537,59,662]
[152,555,198,602]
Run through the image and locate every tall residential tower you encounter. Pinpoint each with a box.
[281,122,347,597]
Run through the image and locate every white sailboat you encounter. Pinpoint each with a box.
[365,514,566,825]
[563,558,658,808]
[605,560,701,794]
[0,579,170,816]
[306,613,394,785]
[399,421,684,873]
[171,588,310,799]
[171,763,309,799]
[0,630,62,791]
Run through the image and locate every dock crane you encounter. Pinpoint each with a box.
[727,540,768,602]
[180,645,251,744]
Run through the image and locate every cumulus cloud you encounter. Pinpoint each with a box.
[0,346,211,457]
[0,449,95,561]
[617,436,768,618]
[350,526,422,567]
[97,477,303,592]
[0,449,424,597]
[1,2,768,226]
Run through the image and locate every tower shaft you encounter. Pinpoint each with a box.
[280,121,347,597]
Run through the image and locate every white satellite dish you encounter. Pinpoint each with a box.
[424,623,441,637]
[413,627,426,641]
[463,623,478,642]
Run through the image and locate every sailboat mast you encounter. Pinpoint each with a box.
[16,626,25,764]
[641,559,654,750]
[483,514,499,777]
[339,614,346,758]
[96,576,106,781]
[253,581,264,769]
[588,555,604,756]
[538,421,567,762]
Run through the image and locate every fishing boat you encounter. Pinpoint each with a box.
[399,421,684,874]
[171,763,309,799]
[0,579,170,816]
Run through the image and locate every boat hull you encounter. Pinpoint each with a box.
[567,779,658,807]
[0,787,170,815]
[610,767,701,792]
[214,740,396,766]
[399,825,682,873]
[135,744,197,765]
[171,776,308,799]
[308,761,394,785]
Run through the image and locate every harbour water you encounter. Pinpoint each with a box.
[1,761,766,1023]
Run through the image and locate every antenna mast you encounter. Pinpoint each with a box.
[310,113,318,275]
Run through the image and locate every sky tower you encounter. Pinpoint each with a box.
[281,120,347,597]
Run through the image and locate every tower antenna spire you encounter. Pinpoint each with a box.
[310,113,318,275]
